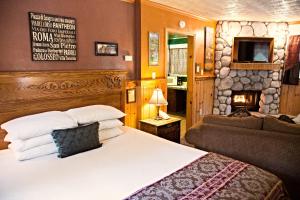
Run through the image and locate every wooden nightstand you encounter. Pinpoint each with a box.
[139,118,181,143]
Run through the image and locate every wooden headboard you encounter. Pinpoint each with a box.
[0,70,127,149]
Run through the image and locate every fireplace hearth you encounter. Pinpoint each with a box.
[231,91,261,112]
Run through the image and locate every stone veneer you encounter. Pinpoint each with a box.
[213,21,289,115]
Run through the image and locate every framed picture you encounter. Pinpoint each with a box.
[126,88,136,103]
[204,27,215,71]
[148,32,159,66]
[95,42,118,56]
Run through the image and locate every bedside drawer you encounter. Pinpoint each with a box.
[139,118,181,143]
[140,122,158,135]
[159,122,179,134]
[158,122,180,143]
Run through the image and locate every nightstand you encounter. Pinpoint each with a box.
[139,118,181,143]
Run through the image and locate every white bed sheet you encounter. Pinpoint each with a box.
[0,126,207,200]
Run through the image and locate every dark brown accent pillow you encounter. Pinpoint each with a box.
[203,115,263,130]
[263,116,300,135]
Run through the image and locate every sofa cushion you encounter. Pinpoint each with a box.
[263,116,300,135]
[203,115,263,130]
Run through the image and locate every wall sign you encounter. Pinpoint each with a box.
[28,12,77,61]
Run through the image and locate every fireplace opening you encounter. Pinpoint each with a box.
[231,91,261,112]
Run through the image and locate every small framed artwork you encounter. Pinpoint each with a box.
[148,32,159,66]
[204,27,215,71]
[126,88,136,103]
[95,42,118,56]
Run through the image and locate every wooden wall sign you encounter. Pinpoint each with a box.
[28,12,77,61]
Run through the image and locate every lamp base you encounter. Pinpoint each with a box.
[154,106,162,120]
[154,116,163,120]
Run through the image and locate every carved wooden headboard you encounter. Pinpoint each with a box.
[0,70,127,149]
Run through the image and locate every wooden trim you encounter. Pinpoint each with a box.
[120,0,135,3]
[230,62,281,70]
[164,28,196,81]
[143,0,211,22]
[232,37,274,63]
[0,70,127,150]
[195,76,215,81]
[165,28,196,37]
[135,0,142,80]
[186,35,196,130]
[288,21,300,25]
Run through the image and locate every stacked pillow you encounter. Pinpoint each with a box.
[65,105,126,142]
[1,105,126,161]
[2,111,78,161]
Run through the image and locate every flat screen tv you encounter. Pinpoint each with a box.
[238,41,270,63]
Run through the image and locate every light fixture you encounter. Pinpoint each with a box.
[149,88,168,120]
[179,20,186,29]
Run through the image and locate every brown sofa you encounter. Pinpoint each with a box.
[185,115,300,199]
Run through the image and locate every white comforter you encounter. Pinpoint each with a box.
[0,126,207,200]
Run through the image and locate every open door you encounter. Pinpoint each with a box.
[165,28,195,135]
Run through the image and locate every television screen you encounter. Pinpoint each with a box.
[253,42,269,62]
[238,41,254,62]
[237,41,270,63]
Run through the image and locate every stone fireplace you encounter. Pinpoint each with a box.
[213,21,289,115]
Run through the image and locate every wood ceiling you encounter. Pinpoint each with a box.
[149,0,300,22]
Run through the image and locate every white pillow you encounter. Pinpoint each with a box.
[8,134,54,152]
[293,114,300,124]
[10,143,58,161]
[99,127,124,142]
[2,111,78,142]
[99,119,123,131]
[65,105,126,124]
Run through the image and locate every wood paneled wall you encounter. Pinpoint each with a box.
[125,79,167,127]
[139,79,167,120]
[192,77,214,124]
[125,81,138,128]
[280,84,300,115]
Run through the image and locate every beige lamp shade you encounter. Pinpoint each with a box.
[149,88,168,106]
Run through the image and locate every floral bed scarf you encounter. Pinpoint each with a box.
[125,153,288,200]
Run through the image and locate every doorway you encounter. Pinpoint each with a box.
[165,29,195,145]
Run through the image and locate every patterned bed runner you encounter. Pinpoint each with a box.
[125,153,288,200]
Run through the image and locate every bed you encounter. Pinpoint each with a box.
[0,71,289,200]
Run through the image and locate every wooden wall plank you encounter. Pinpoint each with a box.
[280,84,300,115]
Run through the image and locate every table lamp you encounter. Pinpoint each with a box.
[149,88,168,120]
